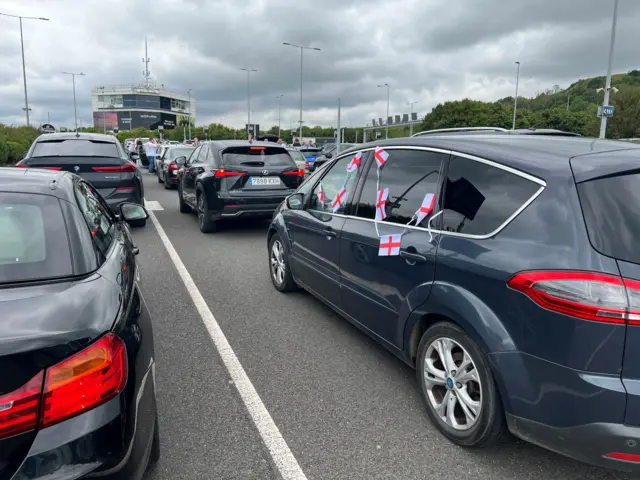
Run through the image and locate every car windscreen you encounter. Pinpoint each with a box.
[0,192,73,283]
[32,139,119,157]
[168,148,194,160]
[222,146,296,167]
[577,172,640,264]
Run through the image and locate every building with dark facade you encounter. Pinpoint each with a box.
[91,84,195,132]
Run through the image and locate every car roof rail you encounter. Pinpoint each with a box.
[411,126,509,137]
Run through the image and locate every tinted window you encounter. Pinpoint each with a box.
[441,156,540,236]
[168,148,194,160]
[74,181,115,258]
[355,149,445,226]
[222,146,296,167]
[577,173,640,264]
[0,192,73,283]
[32,139,118,157]
[309,152,359,213]
[187,146,202,164]
[288,149,306,163]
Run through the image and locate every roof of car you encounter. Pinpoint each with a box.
[0,167,76,201]
[34,132,118,143]
[359,135,640,179]
[212,140,287,149]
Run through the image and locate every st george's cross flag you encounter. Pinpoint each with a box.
[331,186,347,213]
[415,193,437,225]
[317,183,326,204]
[375,188,389,221]
[374,146,389,168]
[346,152,362,173]
[378,234,402,256]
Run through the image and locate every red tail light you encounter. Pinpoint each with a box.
[15,161,27,168]
[92,163,136,173]
[116,186,134,192]
[508,271,640,324]
[215,169,245,178]
[40,167,62,171]
[168,162,178,171]
[41,333,127,427]
[283,169,304,177]
[0,372,44,440]
[606,452,640,462]
[249,146,266,151]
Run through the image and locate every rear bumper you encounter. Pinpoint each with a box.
[12,365,156,480]
[164,171,179,187]
[507,414,640,473]
[219,202,282,218]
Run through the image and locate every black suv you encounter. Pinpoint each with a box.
[266,134,640,472]
[176,141,304,233]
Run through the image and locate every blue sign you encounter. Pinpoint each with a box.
[602,105,615,118]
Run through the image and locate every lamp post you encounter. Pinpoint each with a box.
[276,94,284,138]
[61,72,85,132]
[187,89,192,140]
[283,42,321,142]
[240,68,257,138]
[512,61,521,130]
[407,101,418,136]
[0,12,49,127]
[378,83,390,139]
[600,0,620,139]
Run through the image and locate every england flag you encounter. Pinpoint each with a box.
[346,152,362,173]
[374,146,389,168]
[378,234,402,257]
[415,193,436,225]
[375,188,389,221]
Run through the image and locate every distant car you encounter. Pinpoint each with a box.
[158,145,195,188]
[286,147,308,173]
[297,146,323,172]
[176,141,304,233]
[315,143,361,169]
[0,167,158,479]
[16,132,146,226]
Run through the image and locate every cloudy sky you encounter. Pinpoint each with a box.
[1,0,639,130]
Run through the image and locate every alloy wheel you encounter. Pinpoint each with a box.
[197,195,204,226]
[423,337,482,431]
[270,240,286,285]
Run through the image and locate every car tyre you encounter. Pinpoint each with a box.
[416,321,509,448]
[178,186,191,213]
[150,414,160,464]
[268,233,296,292]
[157,170,163,183]
[196,190,217,233]
[164,177,172,189]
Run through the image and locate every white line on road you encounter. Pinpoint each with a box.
[148,211,307,480]
[144,200,164,211]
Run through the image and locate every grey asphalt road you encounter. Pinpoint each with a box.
[138,173,635,480]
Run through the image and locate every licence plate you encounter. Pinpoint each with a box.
[249,177,280,186]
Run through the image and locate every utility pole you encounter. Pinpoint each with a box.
[378,83,390,139]
[62,72,85,132]
[277,94,283,138]
[0,13,49,127]
[240,68,257,138]
[142,36,151,85]
[187,89,192,140]
[512,61,521,130]
[336,98,341,155]
[600,0,620,139]
[283,43,321,142]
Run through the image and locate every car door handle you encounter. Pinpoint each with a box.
[400,249,426,264]
[322,228,337,238]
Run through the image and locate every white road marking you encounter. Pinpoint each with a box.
[147,211,307,480]
[144,200,164,211]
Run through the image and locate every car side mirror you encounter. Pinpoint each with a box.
[286,193,304,210]
[175,156,187,166]
[119,203,149,225]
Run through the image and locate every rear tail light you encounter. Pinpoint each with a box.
[15,161,27,168]
[215,169,245,178]
[92,163,137,173]
[249,146,266,151]
[606,452,640,462]
[0,372,44,440]
[508,271,640,324]
[41,333,127,427]
[283,169,305,177]
[116,186,135,192]
[168,162,178,171]
[41,167,62,171]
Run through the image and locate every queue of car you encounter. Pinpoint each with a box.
[6,127,640,476]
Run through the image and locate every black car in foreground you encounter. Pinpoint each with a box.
[157,145,194,188]
[176,141,304,233]
[267,134,640,472]
[0,167,159,479]
[16,132,146,226]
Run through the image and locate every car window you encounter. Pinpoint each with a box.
[74,181,116,258]
[32,139,119,157]
[354,149,445,226]
[222,146,295,167]
[187,146,202,165]
[204,146,215,164]
[288,150,306,163]
[441,155,540,236]
[0,192,73,283]
[309,152,360,214]
[168,148,194,160]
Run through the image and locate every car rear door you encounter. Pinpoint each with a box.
[339,147,446,348]
[19,137,135,200]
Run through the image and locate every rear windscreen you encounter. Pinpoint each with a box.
[168,148,194,160]
[0,192,73,283]
[222,146,296,167]
[577,173,640,264]
[32,139,119,157]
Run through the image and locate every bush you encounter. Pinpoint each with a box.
[0,124,39,166]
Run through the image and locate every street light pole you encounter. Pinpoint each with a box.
[377,83,390,139]
[277,94,283,138]
[0,13,49,127]
[600,0,620,139]
[512,61,520,130]
[283,42,321,142]
[62,72,85,132]
[240,68,257,138]
[187,89,192,140]
[407,101,418,136]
